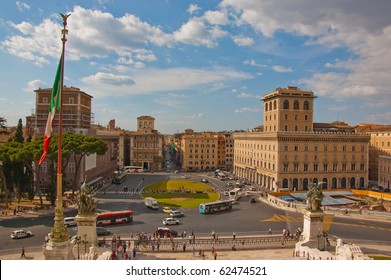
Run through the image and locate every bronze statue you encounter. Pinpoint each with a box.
[306,182,325,211]
[77,181,97,215]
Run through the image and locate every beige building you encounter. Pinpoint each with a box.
[178,129,234,171]
[367,131,391,181]
[379,155,391,191]
[233,86,370,191]
[129,116,164,171]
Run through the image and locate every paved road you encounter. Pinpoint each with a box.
[1,172,390,255]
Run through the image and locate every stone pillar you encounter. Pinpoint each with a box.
[43,240,75,260]
[302,209,326,249]
[75,214,98,249]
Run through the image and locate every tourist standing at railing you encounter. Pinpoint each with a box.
[233,231,236,240]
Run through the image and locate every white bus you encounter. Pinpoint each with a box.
[124,166,144,173]
[229,188,242,201]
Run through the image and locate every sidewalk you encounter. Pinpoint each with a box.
[0,246,296,260]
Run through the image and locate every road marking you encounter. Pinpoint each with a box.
[261,214,303,222]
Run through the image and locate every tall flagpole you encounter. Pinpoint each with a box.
[50,13,71,243]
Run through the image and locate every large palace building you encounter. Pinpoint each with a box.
[233,86,371,191]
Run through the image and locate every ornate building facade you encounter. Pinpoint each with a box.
[233,86,370,191]
[129,116,164,171]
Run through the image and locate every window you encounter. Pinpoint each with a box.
[342,164,347,171]
[294,114,298,120]
[265,103,268,111]
[40,162,47,172]
[284,145,288,152]
[333,164,338,171]
[334,146,337,152]
[351,164,356,171]
[304,164,309,172]
[294,163,299,172]
[342,146,346,152]
[305,126,308,131]
[314,145,318,152]
[68,162,75,173]
[294,100,299,110]
[294,125,298,131]
[360,164,365,171]
[284,125,288,131]
[304,115,308,121]
[313,164,318,172]
[294,146,298,152]
[303,101,309,110]
[69,98,74,104]
[284,114,288,120]
[304,145,308,152]
[324,146,328,152]
[352,146,356,152]
[323,164,328,171]
[283,164,289,172]
[283,100,289,109]
[273,100,277,110]
[43,97,48,103]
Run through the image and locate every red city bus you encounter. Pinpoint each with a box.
[96,210,133,226]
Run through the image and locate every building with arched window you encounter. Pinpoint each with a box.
[233,86,370,192]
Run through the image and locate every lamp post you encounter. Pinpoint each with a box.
[76,236,81,260]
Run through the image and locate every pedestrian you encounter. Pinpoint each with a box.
[192,246,196,256]
[268,228,272,235]
[188,234,192,244]
[183,243,186,252]
[233,231,236,240]
[211,245,215,254]
[124,252,129,260]
[232,244,236,251]
[212,230,215,240]
[20,247,26,259]
[133,247,137,259]
[214,251,217,260]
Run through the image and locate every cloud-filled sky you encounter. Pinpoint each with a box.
[1,0,390,134]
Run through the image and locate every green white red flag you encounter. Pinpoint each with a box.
[38,57,62,165]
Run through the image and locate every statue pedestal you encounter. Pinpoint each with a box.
[43,240,75,260]
[75,214,98,248]
[302,209,326,249]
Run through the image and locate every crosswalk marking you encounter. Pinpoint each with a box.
[261,214,303,223]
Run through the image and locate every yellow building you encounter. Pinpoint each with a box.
[233,86,370,191]
[367,131,391,181]
[379,155,391,191]
[129,116,164,171]
[179,129,232,171]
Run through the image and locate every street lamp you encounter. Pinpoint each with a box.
[75,236,81,260]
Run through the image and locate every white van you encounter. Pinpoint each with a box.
[64,217,77,227]
[145,197,159,210]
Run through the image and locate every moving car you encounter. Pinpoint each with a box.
[96,227,111,236]
[250,198,257,203]
[201,178,209,183]
[163,217,180,225]
[162,207,172,214]
[169,210,184,217]
[11,229,33,239]
[156,227,178,237]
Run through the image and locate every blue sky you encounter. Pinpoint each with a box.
[1,0,390,134]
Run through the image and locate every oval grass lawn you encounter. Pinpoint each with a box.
[142,180,219,208]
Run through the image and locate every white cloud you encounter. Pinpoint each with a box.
[80,67,253,98]
[237,92,259,98]
[221,0,391,100]
[16,1,30,11]
[174,18,227,48]
[203,10,230,26]
[187,4,201,15]
[244,59,265,67]
[24,80,45,92]
[234,107,262,113]
[185,113,205,119]
[365,111,391,124]
[1,6,175,64]
[327,104,349,112]
[232,36,254,46]
[272,65,293,73]
[81,72,135,86]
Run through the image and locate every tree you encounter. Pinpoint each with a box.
[0,117,7,135]
[33,132,108,196]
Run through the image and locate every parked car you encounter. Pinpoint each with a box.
[169,210,184,217]
[11,229,33,239]
[156,227,178,237]
[163,217,180,225]
[250,198,257,203]
[96,227,111,236]
[162,207,172,214]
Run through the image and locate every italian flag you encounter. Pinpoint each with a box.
[38,57,62,165]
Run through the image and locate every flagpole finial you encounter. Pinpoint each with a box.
[59,13,71,26]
